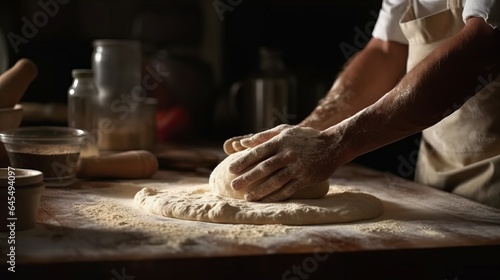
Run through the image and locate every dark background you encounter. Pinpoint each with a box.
[0,0,420,180]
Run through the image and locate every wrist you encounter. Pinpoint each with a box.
[320,121,356,167]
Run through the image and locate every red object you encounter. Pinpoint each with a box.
[156,106,192,142]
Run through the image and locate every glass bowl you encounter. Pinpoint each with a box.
[0,126,87,187]
[0,104,24,166]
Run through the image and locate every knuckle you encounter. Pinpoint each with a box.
[244,169,263,182]
[223,141,235,153]
[260,156,282,170]
[283,150,297,161]
[282,187,297,198]
[234,175,248,185]
[232,141,242,150]
[275,124,290,130]
[279,124,292,130]
[229,159,245,174]
[253,185,278,199]
[271,171,291,186]
[251,145,269,157]
[283,125,298,133]
[259,160,273,171]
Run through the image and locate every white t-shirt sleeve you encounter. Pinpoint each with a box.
[372,0,500,45]
[372,0,409,44]
[463,0,500,29]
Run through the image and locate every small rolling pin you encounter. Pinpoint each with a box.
[77,150,159,179]
[0,58,38,108]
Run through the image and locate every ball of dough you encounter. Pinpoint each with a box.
[209,150,329,200]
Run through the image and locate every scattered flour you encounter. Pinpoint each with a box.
[75,197,299,250]
[9,166,500,263]
[357,220,406,233]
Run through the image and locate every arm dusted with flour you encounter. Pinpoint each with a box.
[230,18,500,202]
[223,38,408,154]
[336,18,500,162]
[298,38,408,130]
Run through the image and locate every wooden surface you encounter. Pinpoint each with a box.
[1,161,500,279]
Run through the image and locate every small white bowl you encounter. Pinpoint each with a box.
[0,104,23,130]
[0,168,44,231]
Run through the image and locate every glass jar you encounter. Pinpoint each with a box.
[67,69,99,157]
[92,40,144,151]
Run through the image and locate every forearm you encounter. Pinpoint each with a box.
[329,18,500,164]
[299,38,408,130]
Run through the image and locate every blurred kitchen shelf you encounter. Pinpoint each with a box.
[21,102,67,125]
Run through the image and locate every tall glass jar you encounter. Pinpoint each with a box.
[92,40,144,151]
[67,69,99,158]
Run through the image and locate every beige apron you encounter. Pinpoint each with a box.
[400,0,500,208]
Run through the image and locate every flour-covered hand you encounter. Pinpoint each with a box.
[223,134,253,155]
[223,125,294,155]
[239,124,293,150]
[228,126,344,202]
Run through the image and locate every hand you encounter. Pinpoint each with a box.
[228,126,344,202]
[223,134,253,155]
[222,124,293,155]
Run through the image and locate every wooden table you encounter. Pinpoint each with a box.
[1,161,500,280]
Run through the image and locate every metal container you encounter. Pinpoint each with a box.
[230,48,296,134]
[0,26,7,73]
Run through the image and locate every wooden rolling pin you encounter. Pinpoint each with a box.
[0,58,38,108]
[77,150,158,179]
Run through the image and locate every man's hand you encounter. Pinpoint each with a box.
[223,134,253,154]
[228,126,345,202]
[222,125,293,155]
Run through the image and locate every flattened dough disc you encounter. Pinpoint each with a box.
[134,186,384,225]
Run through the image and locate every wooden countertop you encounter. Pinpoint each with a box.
[1,161,500,279]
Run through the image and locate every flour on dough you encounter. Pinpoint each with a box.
[134,186,383,225]
[209,149,329,200]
